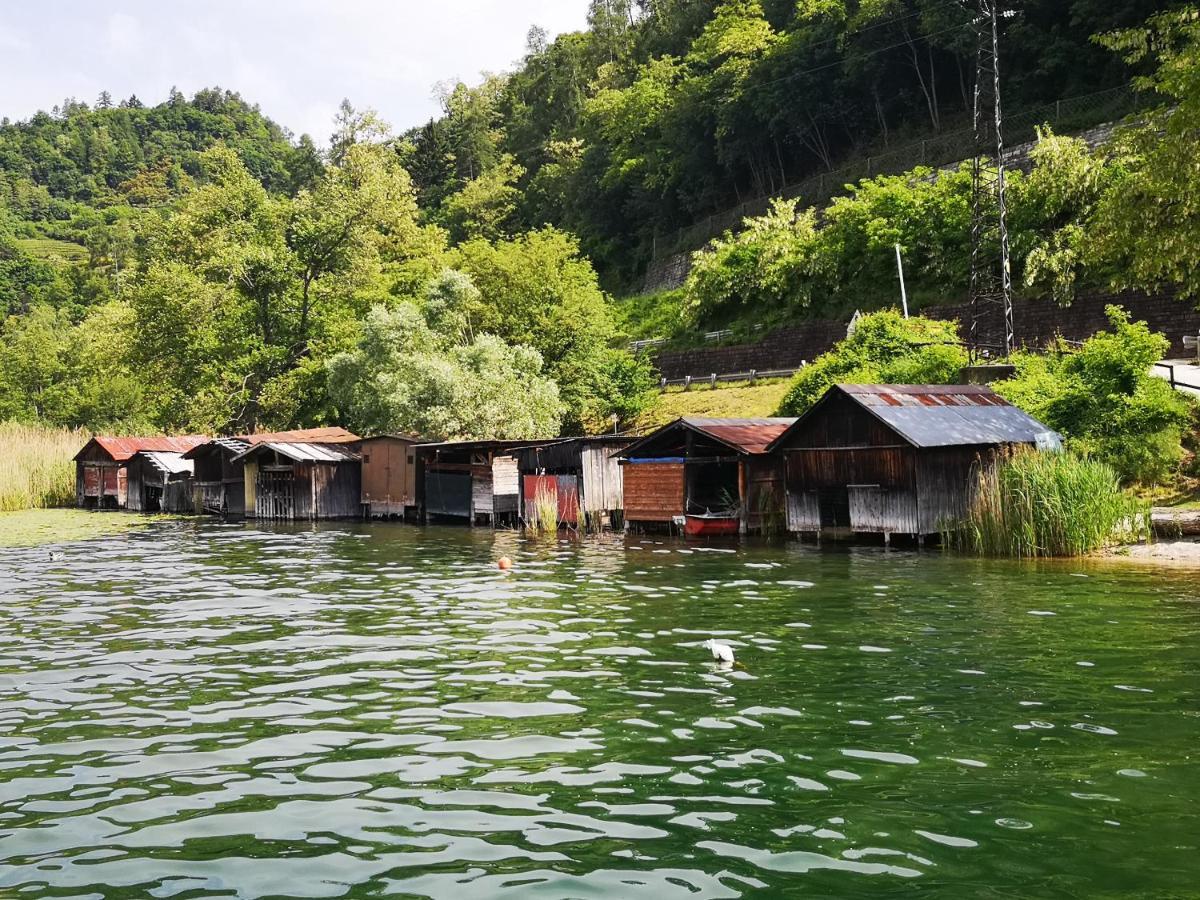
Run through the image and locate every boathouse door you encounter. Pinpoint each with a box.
[256,469,295,520]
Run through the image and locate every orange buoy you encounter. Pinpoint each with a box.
[497,556,513,571]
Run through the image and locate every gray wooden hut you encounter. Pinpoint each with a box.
[125,450,195,513]
[513,436,634,530]
[768,384,1062,541]
[233,438,362,520]
[184,428,359,517]
[417,439,555,526]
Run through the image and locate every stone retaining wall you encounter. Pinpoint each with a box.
[651,291,1198,380]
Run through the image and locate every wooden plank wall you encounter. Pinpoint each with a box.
[581,444,625,513]
[623,463,685,522]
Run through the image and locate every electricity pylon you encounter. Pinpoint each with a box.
[968,0,1014,360]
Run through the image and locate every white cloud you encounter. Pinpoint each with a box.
[105,12,144,54]
[0,1,591,140]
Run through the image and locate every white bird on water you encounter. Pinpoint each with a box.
[703,639,735,665]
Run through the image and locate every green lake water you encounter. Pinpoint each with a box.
[0,522,1197,898]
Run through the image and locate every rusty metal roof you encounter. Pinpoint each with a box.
[131,450,194,477]
[618,417,796,459]
[181,428,359,460]
[684,418,796,454]
[775,384,1061,449]
[75,435,210,463]
[232,441,361,464]
[240,427,359,444]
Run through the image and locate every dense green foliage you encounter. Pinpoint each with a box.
[401,0,1174,287]
[0,90,653,439]
[946,448,1149,558]
[326,302,564,441]
[775,310,968,415]
[993,307,1193,485]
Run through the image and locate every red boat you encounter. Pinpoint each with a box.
[684,513,741,537]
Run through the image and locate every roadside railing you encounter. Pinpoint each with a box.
[1153,362,1200,393]
[659,366,804,390]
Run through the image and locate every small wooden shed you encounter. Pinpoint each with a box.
[125,450,195,513]
[615,418,795,535]
[417,439,554,526]
[769,384,1062,541]
[513,436,635,529]
[360,434,422,518]
[184,428,359,517]
[233,438,362,520]
[75,436,208,509]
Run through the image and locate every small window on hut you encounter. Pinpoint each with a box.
[363,453,371,463]
[408,455,414,464]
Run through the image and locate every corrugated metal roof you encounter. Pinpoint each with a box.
[75,435,210,463]
[780,384,1061,449]
[233,441,362,464]
[132,451,194,476]
[682,418,796,455]
[180,436,252,460]
[618,418,796,459]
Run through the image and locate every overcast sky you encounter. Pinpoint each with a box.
[0,1,591,141]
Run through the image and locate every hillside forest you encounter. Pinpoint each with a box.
[0,1,1198,459]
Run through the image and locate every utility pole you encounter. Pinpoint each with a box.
[968,0,1014,360]
[895,243,909,318]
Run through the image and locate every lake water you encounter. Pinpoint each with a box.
[1,521,1198,898]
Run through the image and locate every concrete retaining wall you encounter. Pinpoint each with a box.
[651,291,1199,380]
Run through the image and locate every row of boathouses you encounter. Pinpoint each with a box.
[72,384,1061,541]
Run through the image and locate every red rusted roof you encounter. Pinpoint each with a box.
[618,417,796,459]
[238,427,359,445]
[684,418,795,454]
[75,435,210,463]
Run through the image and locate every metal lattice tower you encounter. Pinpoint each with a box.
[968,0,1014,360]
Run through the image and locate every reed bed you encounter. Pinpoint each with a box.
[946,449,1150,558]
[0,422,85,511]
[528,487,560,536]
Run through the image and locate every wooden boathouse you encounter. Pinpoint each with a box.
[184,428,359,517]
[231,434,362,520]
[768,384,1062,542]
[513,436,634,530]
[417,440,552,526]
[615,418,795,535]
[75,436,208,509]
[125,450,196,512]
[360,434,422,518]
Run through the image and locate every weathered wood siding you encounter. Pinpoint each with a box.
[312,462,361,519]
[848,485,918,533]
[623,463,685,522]
[915,447,995,534]
[580,444,626,513]
[471,467,494,517]
[492,456,520,515]
[744,456,784,533]
[786,490,821,532]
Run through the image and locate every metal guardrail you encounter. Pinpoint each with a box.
[1154,362,1200,393]
[650,85,1149,262]
[631,323,767,353]
[658,366,805,390]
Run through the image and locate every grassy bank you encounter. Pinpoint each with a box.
[0,422,86,511]
[946,450,1150,558]
[0,508,162,548]
[636,380,791,431]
